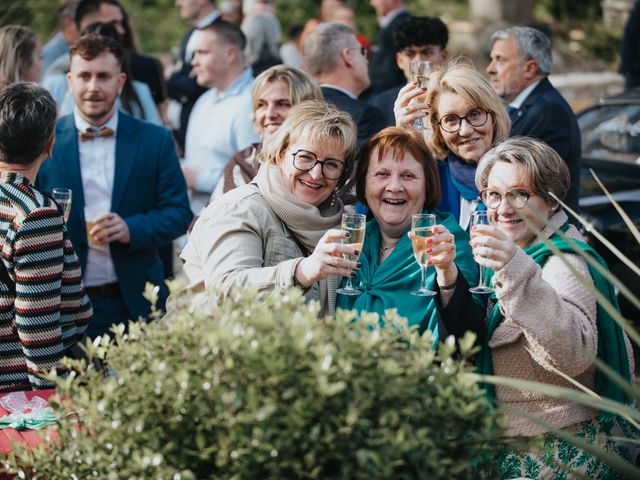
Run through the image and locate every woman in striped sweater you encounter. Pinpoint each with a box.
[0,82,92,392]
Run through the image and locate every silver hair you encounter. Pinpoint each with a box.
[241,12,281,66]
[302,22,356,78]
[491,26,551,76]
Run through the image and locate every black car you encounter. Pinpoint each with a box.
[577,88,640,324]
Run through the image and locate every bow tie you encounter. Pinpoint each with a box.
[79,127,115,142]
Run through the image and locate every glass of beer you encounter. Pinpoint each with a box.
[336,213,366,296]
[84,204,105,245]
[469,210,495,294]
[52,188,72,222]
[411,213,437,296]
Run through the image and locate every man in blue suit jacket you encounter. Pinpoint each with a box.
[487,26,581,213]
[38,34,192,338]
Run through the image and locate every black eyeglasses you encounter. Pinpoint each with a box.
[438,108,490,133]
[291,149,345,180]
[480,187,535,209]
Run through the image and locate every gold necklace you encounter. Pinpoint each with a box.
[380,241,399,253]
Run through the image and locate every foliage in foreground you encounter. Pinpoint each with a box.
[5,287,504,479]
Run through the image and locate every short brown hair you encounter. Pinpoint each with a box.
[356,127,441,209]
[476,136,570,208]
[69,33,123,68]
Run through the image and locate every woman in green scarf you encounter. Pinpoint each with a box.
[336,127,482,344]
[460,137,637,478]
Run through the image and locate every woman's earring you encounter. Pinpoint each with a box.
[330,188,338,207]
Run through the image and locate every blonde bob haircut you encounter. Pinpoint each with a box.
[426,58,511,160]
[476,136,570,210]
[251,65,323,132]
[259,100,357,189]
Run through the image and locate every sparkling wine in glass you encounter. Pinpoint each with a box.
[336,213,366,296]
[410,60,434,130]
[52,188,72,222]
[411,213,437,297]
[469,210,495,294]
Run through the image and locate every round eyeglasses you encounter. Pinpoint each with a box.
[481,187,535,209]
[291,149,345,180]
[438,108,490,133]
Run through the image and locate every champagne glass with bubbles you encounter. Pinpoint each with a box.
[410,60,434,130]
[52,188,72,223]
[469,210,495,294]
[336,213,366,296]
[411,213,437,296]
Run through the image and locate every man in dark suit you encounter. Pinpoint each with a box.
[368,14,449,126]
[38,34,192,338]
[487,26,581,212]
[168,0,220,152]
[303,22,386,151]
[367,0,408,94]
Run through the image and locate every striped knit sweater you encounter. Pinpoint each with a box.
[0,171,92,392]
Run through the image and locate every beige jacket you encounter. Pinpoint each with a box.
[489,211,634,436]
[180,183,322,309]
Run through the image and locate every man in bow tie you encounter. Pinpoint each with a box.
[486,26,581,212]
[37,34,192,338]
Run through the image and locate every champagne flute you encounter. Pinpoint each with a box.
[336,213,366,296]
[469,210,495,294]
[410,60,434,130]
[411,213,437,296]
[52,188,72,222]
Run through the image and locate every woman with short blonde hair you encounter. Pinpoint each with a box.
[182,101,358,315]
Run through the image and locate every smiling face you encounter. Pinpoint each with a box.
[437,91,494,164]
[278,136,344,206]
[486,161,553,248]
[67,51,125,126]
[255,79,292,139]
[364,147,426,239]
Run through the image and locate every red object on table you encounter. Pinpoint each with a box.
[0,389,57,478]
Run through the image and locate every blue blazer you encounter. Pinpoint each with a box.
[37,112,193,320]
[509,77,582,212]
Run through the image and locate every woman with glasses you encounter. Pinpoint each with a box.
[209,65,322,204]
[394,59,510,229]
[336,128,482,343]
[180,101,358,315]
[450,137,637,478]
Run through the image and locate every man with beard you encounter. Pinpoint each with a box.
[37,34,192,338]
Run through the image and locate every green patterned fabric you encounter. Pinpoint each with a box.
[336,209,478,342]
[476,223,632,413]
[495,414,639,479]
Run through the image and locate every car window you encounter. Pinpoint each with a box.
[578,103,640,164]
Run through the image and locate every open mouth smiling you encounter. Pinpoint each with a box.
[299,178,322,190]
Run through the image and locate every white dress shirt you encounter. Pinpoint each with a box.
[74,109,118,287]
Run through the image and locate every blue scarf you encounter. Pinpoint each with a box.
[437,152,481,223]
[336,209,478,343]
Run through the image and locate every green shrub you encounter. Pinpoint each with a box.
[5,287,505,479]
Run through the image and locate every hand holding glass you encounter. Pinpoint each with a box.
[52,188,72,222]
[469,210,495,294]
[411,213,437,296]
[336,213,366,296]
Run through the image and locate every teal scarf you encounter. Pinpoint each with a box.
[476,223,631,413]
[336,209,478,343]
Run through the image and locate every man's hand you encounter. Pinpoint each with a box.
[90,212,131,244]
